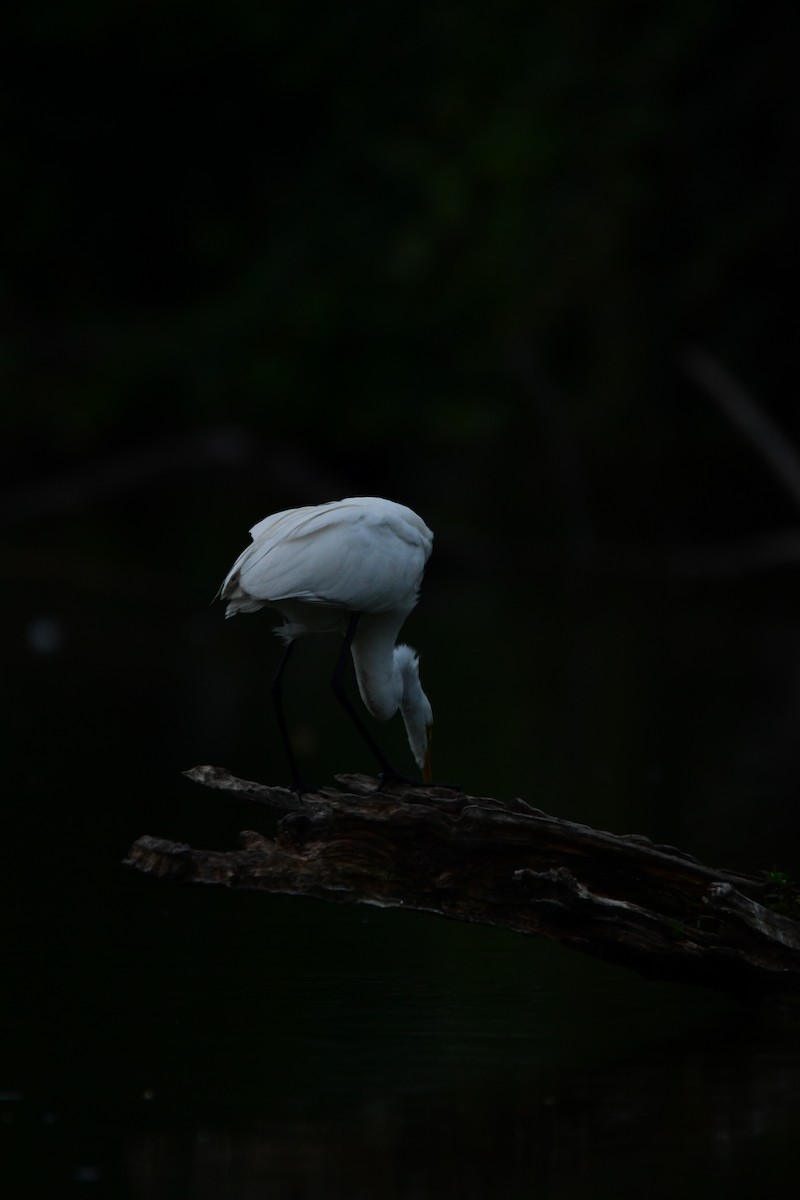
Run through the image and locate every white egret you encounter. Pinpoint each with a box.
[220,497,434,789]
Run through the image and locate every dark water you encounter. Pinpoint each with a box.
[5,502,800,1197]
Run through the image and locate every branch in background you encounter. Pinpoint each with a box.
[682,348,800,516]
[592,529,800,579]
[0,428,342,526]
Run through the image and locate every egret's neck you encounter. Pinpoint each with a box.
[350,611,408,722]
[395,646,433,773]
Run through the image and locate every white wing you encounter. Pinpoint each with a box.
[222,498,432,615]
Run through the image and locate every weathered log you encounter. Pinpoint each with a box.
[124,766,800,1004]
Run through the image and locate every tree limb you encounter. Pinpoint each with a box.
[124,768,800,1005]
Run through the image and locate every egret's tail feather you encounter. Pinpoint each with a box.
[221,579,264,618]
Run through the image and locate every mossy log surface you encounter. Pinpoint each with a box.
[124,766,800,1004]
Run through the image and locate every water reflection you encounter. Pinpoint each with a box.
[76,1008,800,1198]
[5,883,800,1199]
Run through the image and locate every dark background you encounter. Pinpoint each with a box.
[5,2,800,539]
[4,4,800,1197]
[6,0,800,858]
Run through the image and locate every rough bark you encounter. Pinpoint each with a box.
[124,767,800,1005]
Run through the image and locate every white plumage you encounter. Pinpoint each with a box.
[221,497,434,784]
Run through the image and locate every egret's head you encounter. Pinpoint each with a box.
[394,643,433,781]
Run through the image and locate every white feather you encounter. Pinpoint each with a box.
[220,497,434,778]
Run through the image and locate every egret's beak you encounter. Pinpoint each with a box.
[422,725,433,783]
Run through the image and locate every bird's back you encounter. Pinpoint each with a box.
[221,497,433,625]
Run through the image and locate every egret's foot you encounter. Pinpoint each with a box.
[375,769,462,794]
[289,775,318,798]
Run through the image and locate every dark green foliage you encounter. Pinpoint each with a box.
[763,869,800,917]
[4,4,798,465]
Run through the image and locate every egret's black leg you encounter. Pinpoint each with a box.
[271,638,304,791]
[332,613,426,789]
